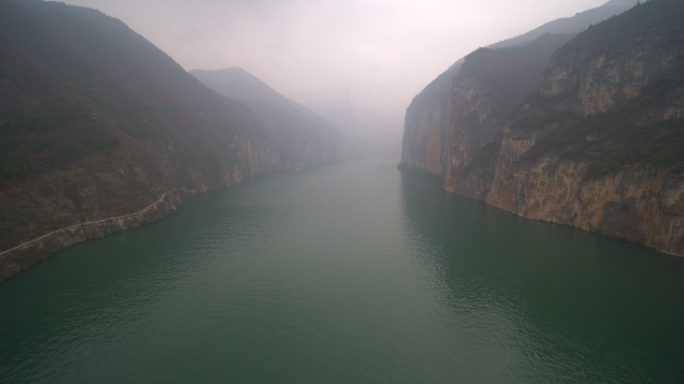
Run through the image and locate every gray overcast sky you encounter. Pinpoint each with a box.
[63,0,609,155]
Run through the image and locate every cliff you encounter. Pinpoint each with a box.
[400,0,684,256]
[401,0,636,177]
[0,1,341,282]
[191,68,349,167]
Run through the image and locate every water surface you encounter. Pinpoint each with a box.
[1,158,684,383]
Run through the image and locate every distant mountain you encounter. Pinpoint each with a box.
[191,68,348,168]
[0,1,343,282]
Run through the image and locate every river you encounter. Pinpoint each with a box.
[1,158,683,383]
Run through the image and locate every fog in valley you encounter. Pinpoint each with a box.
[63,0,616,156]
[5,0,684,381]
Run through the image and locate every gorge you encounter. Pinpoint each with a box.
[2,158,683,383]
[2,0,684,381]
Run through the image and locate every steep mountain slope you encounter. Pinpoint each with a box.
[481,0,684,255]
[401,0,637,176]
[191,68,348,167]
[0,0,329,282]
[488,0,638,49]
[401,34,576,175]
[401,0,684,255]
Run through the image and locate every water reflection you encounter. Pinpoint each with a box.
[1,159,683,384]
[399,171,684,383]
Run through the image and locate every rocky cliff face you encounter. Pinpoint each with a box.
[401,61,462,175]
[484,156,684,255]
[400,0,635,178]
[443,35,575,196]
[0,1,340,282]
[401,0,684,256]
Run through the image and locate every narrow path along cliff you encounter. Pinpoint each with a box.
[0,193,169,259]
[0,0,348,283]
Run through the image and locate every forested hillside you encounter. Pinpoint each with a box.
[0,0,344,282]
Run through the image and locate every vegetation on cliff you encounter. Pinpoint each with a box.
[459,34,577,123]
[518,0,684,177]
[488,0,637,49]
[401,0,684,256]
[0,0,344,282]
[447,34,576,182]
[401,0,635,177]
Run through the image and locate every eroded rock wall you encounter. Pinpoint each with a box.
[400,61,462,176]
[401,94,449,175]
[474,2,684,256]
[401,0,684,257]
[485,129,684,255]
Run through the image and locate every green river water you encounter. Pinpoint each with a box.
[1,158,684,383]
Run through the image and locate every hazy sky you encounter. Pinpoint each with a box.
[63,0,610,154]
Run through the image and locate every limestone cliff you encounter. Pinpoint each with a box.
[442,34,576,197]
[401,0,684,256]
[400,0,635,177]
[401,60,462,175]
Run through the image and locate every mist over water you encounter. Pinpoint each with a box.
[2,0,680,380]
[1,159,683,383]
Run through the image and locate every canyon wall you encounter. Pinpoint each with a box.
[400,0,684,256]
[400,60,462,176]
[400,0,634,177]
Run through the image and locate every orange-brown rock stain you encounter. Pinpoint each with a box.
[491,152,684,255]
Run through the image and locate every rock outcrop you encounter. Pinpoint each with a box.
[400,0,684,256]
[401,0,637,178]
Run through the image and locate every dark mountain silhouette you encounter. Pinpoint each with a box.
[191,68,348,167]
